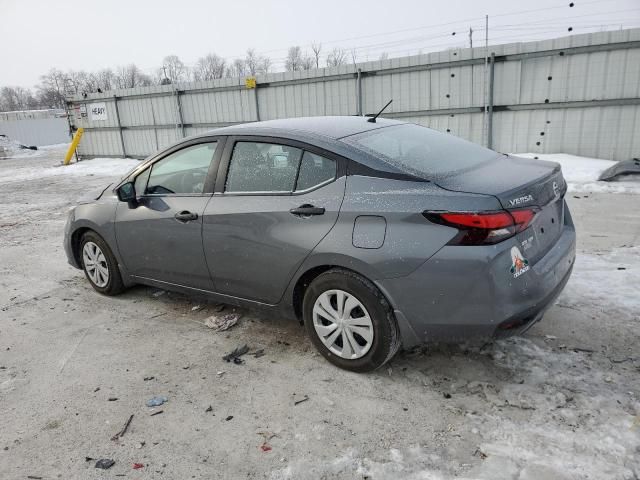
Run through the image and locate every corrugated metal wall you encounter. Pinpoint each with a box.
[0,109,70,146]
[68,28,640,161]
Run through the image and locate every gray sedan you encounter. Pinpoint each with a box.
[64,116,576,372]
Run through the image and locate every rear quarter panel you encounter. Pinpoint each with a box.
[295,176,504,281]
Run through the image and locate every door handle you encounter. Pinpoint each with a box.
[174,211,198,222]
[289,204,325,216]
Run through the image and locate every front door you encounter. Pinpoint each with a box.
[202,139,345,304]
[115,141,220,290]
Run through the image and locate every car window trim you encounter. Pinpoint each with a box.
[126,136,227,198]
[215,135,343,196]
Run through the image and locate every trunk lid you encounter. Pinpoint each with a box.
[434,155,568,262]
[433,155,566,210]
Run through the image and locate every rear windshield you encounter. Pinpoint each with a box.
[344,124,499,177]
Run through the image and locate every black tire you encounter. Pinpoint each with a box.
[303,268,400,372]
[79,231,125,296]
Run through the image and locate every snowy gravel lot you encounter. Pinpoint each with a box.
[1,146,639,480]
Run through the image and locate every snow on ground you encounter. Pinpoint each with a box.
[515,153,640,194]
[0,144,140,184]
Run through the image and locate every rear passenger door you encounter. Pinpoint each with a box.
[202,137,346,304]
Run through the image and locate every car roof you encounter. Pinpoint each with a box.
[208,116,406,140]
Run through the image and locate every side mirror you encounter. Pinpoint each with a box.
[116,182,137,204]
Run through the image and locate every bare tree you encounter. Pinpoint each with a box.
[95,69,116,91]
[116,64,152,89]
[311,42,322,68]
[225,58,246,78]
[0,87,20,111]
[36,69,67,108]
[301,54,315,70]
[350,48,358,65]
[161,55,188,84]
[379,52,389,61]
[285,46,303,71]
[326,48,346,67]
[258,57,272,75]
[245,49,260,76]
[193,53,226,81]
[0,86,40,111]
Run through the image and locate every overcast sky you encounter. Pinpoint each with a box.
[3,0,639,89]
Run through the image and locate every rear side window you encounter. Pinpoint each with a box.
[226,142,303,192]
[345,124,499,177]
[225,142,335,193]
[295,152,336,191]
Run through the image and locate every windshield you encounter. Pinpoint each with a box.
[344,124,500,178]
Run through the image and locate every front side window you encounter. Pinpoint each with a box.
[225,142,303,192]
[145,142,217,195]
[345,124,499,178]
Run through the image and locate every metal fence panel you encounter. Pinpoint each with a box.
[66,28,640,161]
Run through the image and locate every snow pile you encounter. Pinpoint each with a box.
[0,135,39,158]
[559,247,640,314]
[466,338,640,480]
[0,156,141,184]
[514,153,640,194]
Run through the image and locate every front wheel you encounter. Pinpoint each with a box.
[79,231,124,296]
[303,269,400,372]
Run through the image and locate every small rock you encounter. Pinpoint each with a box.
[146,396,168,407]
[95,459,115,469]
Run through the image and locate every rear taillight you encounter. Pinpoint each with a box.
[424,208,538,245]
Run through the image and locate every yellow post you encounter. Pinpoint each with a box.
[63,128,84,165]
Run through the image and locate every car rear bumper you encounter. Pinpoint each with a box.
[377,210,576,347]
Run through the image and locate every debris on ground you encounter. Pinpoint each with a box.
[26,476,42,479]
[146,396,168,407]
[225,415,233,421]
[152,290,166,298]
[108,397,118,401]
[143,376,155,381]
[95,459,115,469]
[222,344,249,364]
[133,463,144,470]
[294,394,309,406]
[216,371,225,377]
[258,431,278,452]
[111,414,134,441]
[212,303,226,312]
[191,305,202,311]
[205,405,213,412]
[251,349,265,358]
[150,410,163,416]
[204,313,240,331]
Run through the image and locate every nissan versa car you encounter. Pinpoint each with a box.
[64,116,576,372]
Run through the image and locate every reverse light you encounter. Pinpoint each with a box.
[424,208,538,245]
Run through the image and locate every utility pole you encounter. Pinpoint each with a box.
[469,27,473,49]
[482,15,489,147]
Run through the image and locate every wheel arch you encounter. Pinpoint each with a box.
[290,256,421,349]
[289,254,385,322]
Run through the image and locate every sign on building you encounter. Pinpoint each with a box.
[89,102,108,121]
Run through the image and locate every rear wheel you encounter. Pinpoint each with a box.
[303,269,400,372]
[80,231,124,296]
